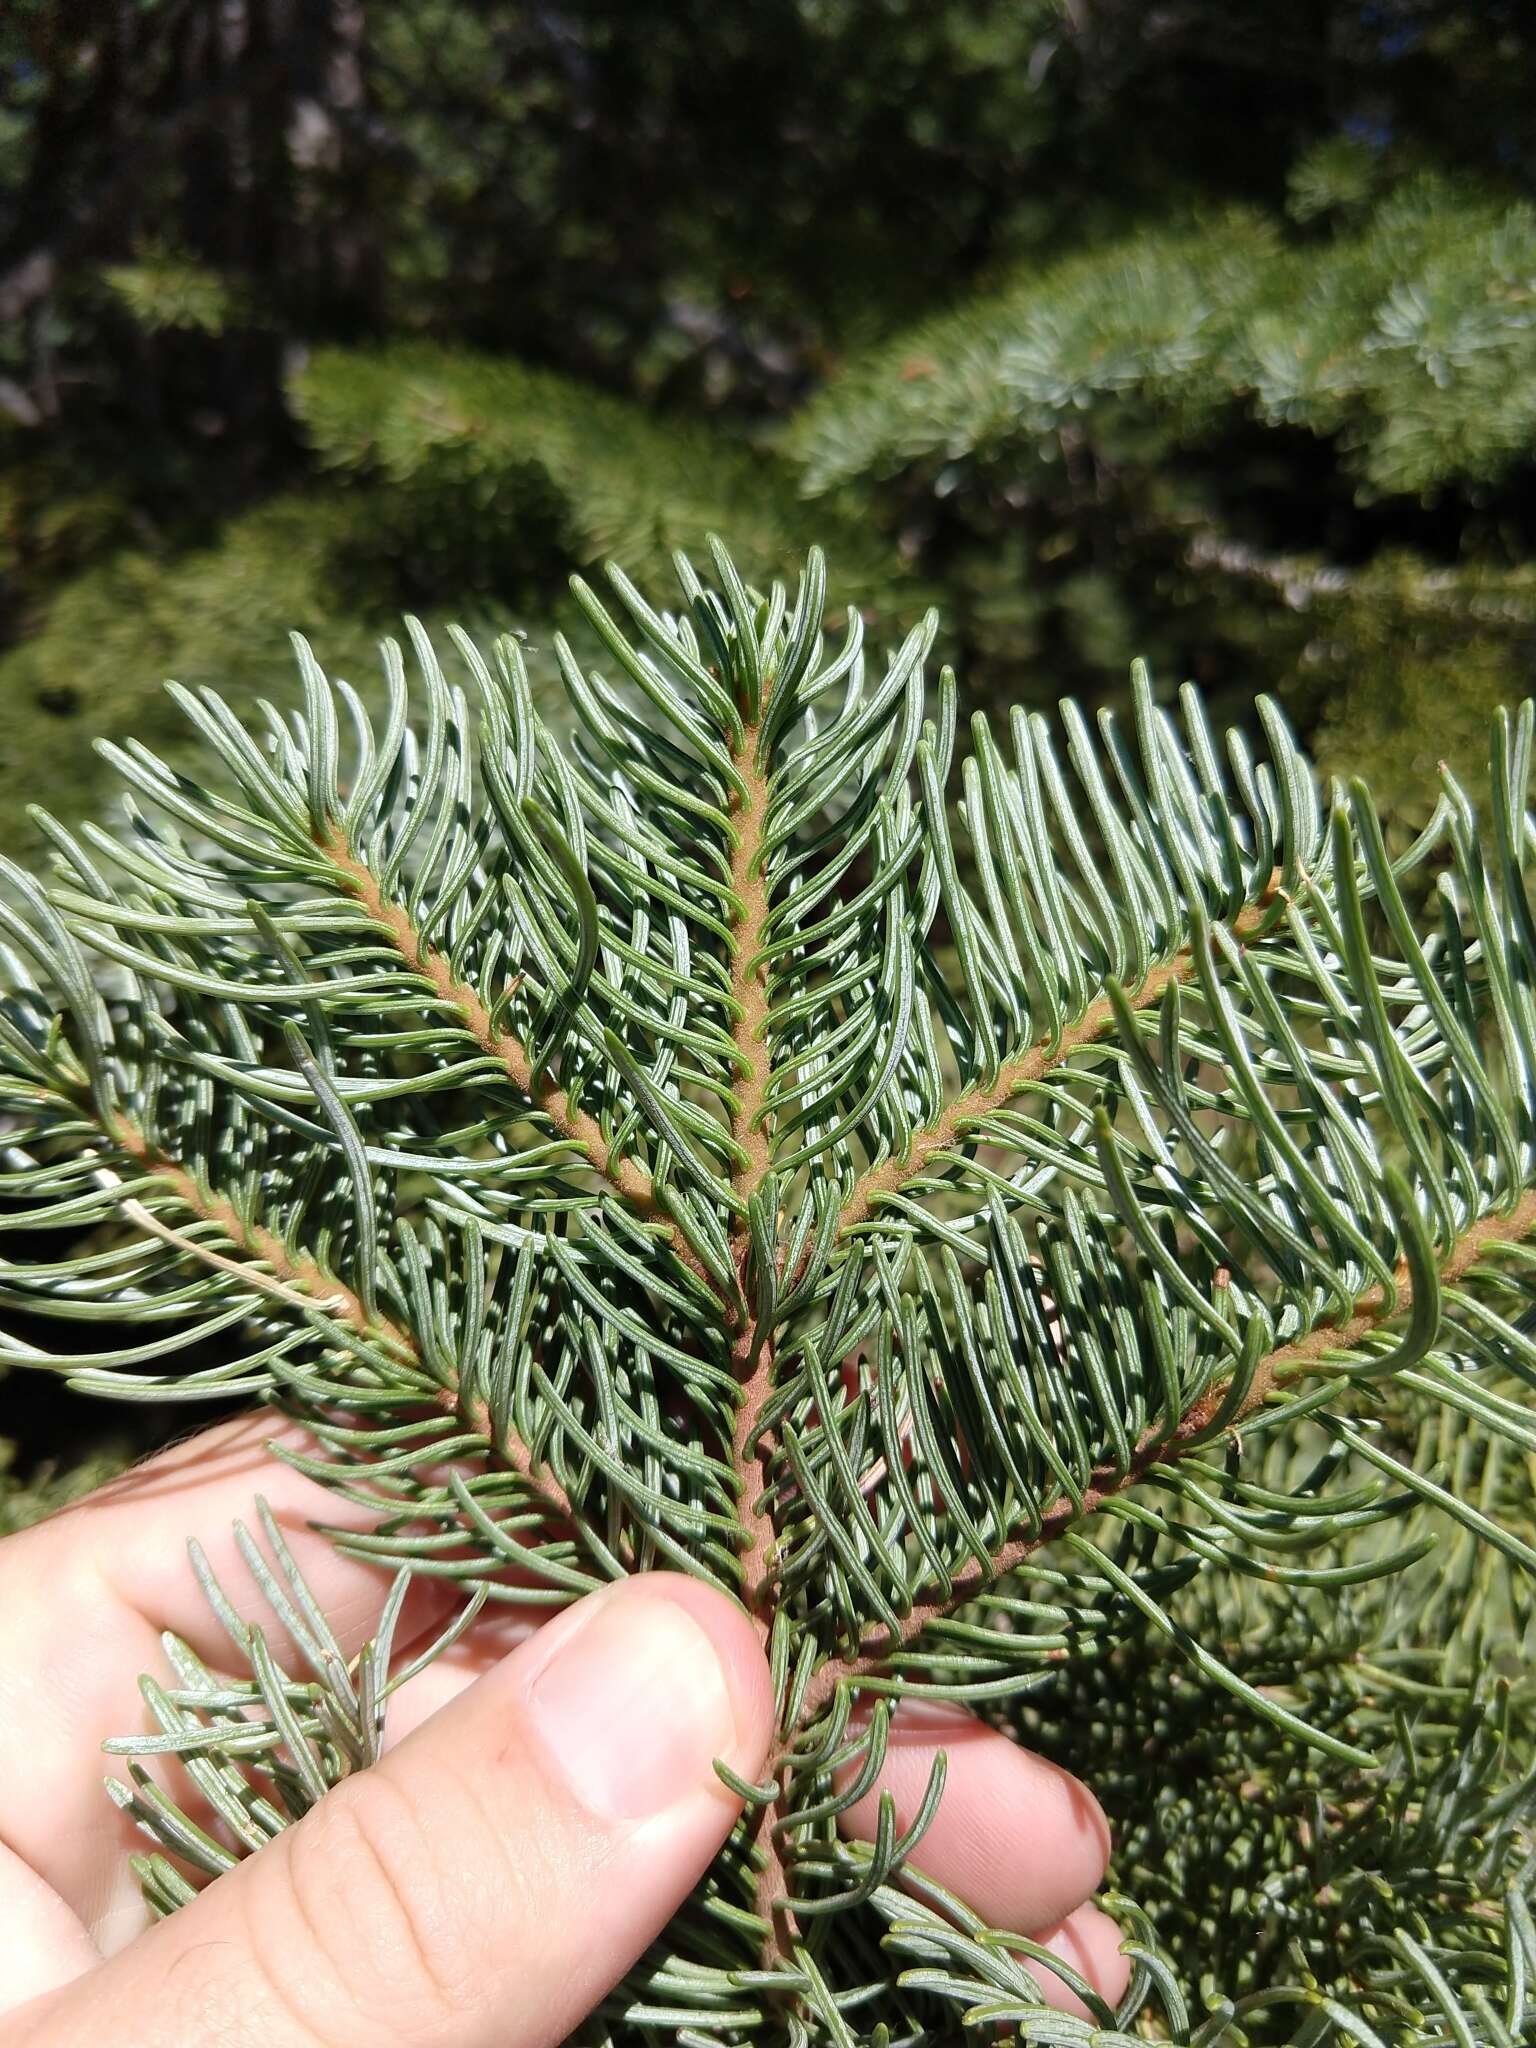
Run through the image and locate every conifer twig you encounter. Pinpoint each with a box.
[724,712,784,1617]
[320,823,700,1278]
[105,1110,574,1522]
[6,543,1533,2040]
[800,1186,1536,1710]
[834,881,1283,1242]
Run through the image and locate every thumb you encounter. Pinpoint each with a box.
[13,1575,775,2048]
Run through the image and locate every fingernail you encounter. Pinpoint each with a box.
[1038,1901,1132,2018]
[527,1581,741,1821]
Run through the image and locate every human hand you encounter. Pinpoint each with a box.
[0,1415,1128,2045]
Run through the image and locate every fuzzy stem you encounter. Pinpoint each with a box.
[318,824,703,1281]
[749,1765,800,1966]
[719,693,806,1962]
[723,726,784,1618]
[726,750,776,1208]
[833,886,1282,1242]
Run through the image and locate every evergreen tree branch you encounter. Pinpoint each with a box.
[834,883,1282,1243]
[107,1121,390,1336]
[8,544,1535,2042]
[103,1107,575,1524]
[799,1185,1536,1713]
[320,823,689,1264]
[106,1108,406,1347]
[737,1186,1536,1973]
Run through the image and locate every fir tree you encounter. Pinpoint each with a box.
[790,168,1536,821]
[2,543,1535,2042]
[0,349,904,844]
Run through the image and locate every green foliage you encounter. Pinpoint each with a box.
[791,178,1536,815]
[292,345,906,609]
[793,179,1536,500]
[1304,556,1536,826]
[3,544,1536,2041]
[1024,1414,1536,2037]
[0,1435,132,1535]
[0,350,909,844]
[357,0,1075,372]
[794,212,1273,494]
[102,1498,486,1917]
[9,2,1536,852]
[101,244,243,337]
[0,495,406,848]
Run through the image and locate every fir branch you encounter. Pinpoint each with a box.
[801,1186,1536,1712]
[6,541,1536,2044]
[319,822,689,1263]
[740,1185,1536,1980]
[107,1109,408,1349]
[833,882,1283,1241]
[103,1108,575,1524]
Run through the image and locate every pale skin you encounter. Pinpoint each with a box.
[0,1414,1130,2046]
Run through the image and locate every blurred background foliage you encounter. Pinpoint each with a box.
[2,0,1536,1499]
[4,0,1536,848]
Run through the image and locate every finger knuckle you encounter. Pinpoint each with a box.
[259,1772,489,2037]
